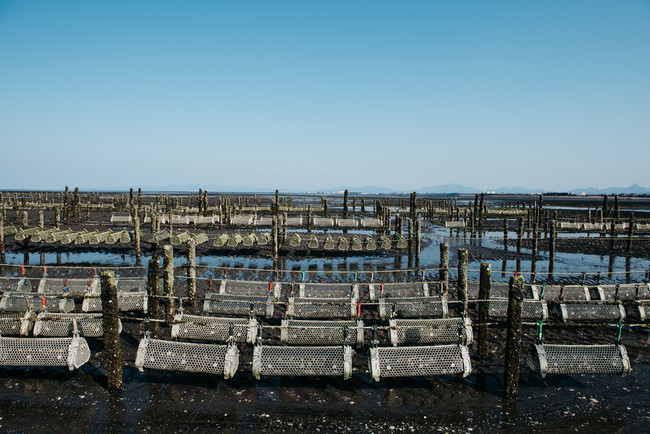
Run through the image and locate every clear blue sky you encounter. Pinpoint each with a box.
[1,1,648,192]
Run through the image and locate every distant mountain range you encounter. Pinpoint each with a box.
[88,183,650,195]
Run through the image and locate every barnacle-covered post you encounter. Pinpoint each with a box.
[147,258,160,338]
[186,238,197,307]
[101,270,123,392]
[163,245,175,324]
[504,275,524,399]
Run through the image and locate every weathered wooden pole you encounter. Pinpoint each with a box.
[0,213,5,264]
[272,215,279,261]
[38,210,44,229]
[307,204,313,232]
[186,238,196,307]
[477,262,491,362]
[504,275,524,399]
[440,242,449,294]
[549,219,556,279]
[503,218,508,251]
[163,245,175,324]
[146,258,160,338]
[516,216,524,255]
[626,213,634,256]
[614,194,620,222]
[73,187,80,221]
[414,219,421,268]
[133,206,141,266]
[532,220,539,257]
[55,206,61,229]
[458,248,468,310]
[478,193,485,230]
[407,217,414,268]
[610,216,617,249]
[343,189,349,219]
[100,270,123,392]
[64,186,70,223]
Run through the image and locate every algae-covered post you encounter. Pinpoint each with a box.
[186,238,196,307]
[477,262,491,362]
[440,242,449,295]
[504,275,524,399]
[101,270,123,392]
[307,205,312,233]
[343,189,349,219]
[458,248,468,310]
[163,245,175,324]
[147,258,160,338]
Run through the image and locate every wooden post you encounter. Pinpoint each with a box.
[407,217,414,268]
[458,248,468,309]
[547,219,556,280]
[610,216,617,249]
[503,218,508,250]
[343,189,349,219]
[0,213,5,264]
[64,186,69,223]
[477,262,491,361]
[146,258,160,338]
[100,270,123,392]
[307,205,312,232]
[163,245,175,324]
[626,213,634,256]
[614,194,620,222]
[516,216,524,254]
[440,242,449,294]
[133,206,141,266]
[186,238,196,307]
[55,206,61,229]
[73,187,80,221]
[532,220,539,257]
[38,210,44,229]
[272,215,279,261]
[504,275,524,399]
[414,219,421,268]
[478,193,485,230]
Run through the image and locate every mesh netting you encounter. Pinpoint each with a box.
[0,293,75,313]
[369,344,471,380]
[0,312,33,336]
[598,284,650,301]
[526,343,631,377]
[221,280,280,300]
[280,319,364,347]
[378,296,448,319]
[135,337,239,378]
[369,282,429,301]
[337,218,358,227]
[298,283,358,299]
[639,304,650,321]
[1,277,33,293]
[389,318,472,346]
[32,313,116,337]
[488,299,548,321]
[0,335,90,370]
[560,303,625,322]
[312,218,334,227]
[38,277,96,296]
[361,218,382,227]
[253,345,353,379]
[117,277,147,292]
[203,293,274,318]
[539,285,588,301]
[288,297,356,319]
[82,292,148,313]
[171,314,257,344]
